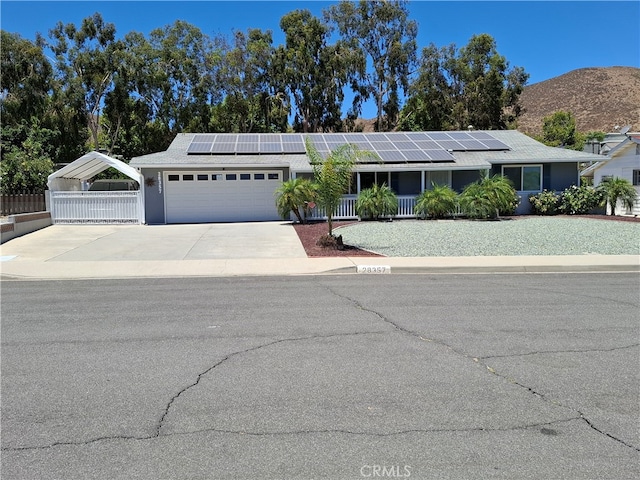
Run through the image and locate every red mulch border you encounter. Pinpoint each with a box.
[292,221,383,257]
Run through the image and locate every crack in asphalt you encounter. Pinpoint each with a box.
[321,284,640,453]
[479,343,640,359]
[153,330,387,438]
[1,417,581,452]
[4,287,638,454]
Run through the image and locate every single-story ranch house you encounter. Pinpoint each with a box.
[128,130,603,224]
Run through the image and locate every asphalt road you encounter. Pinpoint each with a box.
[1,273,639,479]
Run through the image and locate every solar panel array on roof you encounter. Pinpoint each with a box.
[186,131,510,163]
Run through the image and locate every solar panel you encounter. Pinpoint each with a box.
[185,130,511,156]
[368,141,394,150]
[216,134,238,143]
[261,134,281,142]
[210,142,235,153]
[347,139,373,149]
[384,132,407,141]
[447,132,473,140]
[377,150,406,162]
[308,137,327,150]
[192,134,215,143]
[402,150,429,161]
[466,131,510,149]
[425,132,452,141]
[236,142,258,154]
[282,134,303,143]
[187,142,213,154]
[393,141,418,150]
[425,150,455,161]
[322,133,346,142]
[436,140,465,151]
[282,142,306,153]
[456,140,487,150]
[478,139,510,149]
[403,132,430,141]
[413,140,440,150]
[345,133,368,141]
[259,143,281,153]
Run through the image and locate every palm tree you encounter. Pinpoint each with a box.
[305,137,378,235]
[597,177,637,216]
[274,178,316,224]
[355,183,398,220]
[414,183,458,219]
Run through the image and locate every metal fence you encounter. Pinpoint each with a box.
[1,192,46,215]
[49,191,144,224]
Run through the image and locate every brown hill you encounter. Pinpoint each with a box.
[516,66,640,136]
[355,66,640,135]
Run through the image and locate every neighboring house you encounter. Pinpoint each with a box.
[581,133,640,215]
[130,130,603,224]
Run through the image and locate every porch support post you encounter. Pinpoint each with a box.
[356,173,361,194]
[421,171,426,192]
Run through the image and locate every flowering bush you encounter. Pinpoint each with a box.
[558,185,603,215]
[529,190,561,215]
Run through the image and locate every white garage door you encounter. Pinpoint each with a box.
[165,171,282,223]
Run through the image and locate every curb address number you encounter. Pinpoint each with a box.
[357,265,391,274]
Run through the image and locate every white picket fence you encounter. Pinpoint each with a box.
[50,191,144,224]
[307,195,418,220]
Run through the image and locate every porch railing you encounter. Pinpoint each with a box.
[50,191,143,224]
[305,195,462,221]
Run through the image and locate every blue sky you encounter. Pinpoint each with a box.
[2,1,639,119]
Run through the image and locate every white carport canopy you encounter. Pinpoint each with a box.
[48,151,143,190]
[47,151,145,224]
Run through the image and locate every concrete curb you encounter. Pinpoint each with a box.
[1,255,638,280]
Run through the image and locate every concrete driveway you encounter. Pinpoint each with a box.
[0,222,307,262]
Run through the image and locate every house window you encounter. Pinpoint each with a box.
[502,165,542,191]
[212,174,221,181]
[197,174,208,181]
[240,173,251,180]
[168,174,179,181]
[268,173,279,180]
[360,172,390,190]
[183,174,194,181]
[391,171,421,195]
[427,171,451,189]
[226,174,237,180]
[254,173,265,180]
[633,170,640,186]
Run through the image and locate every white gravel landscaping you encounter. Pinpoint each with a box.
[336,217,640,257]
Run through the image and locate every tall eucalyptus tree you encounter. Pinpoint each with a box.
[325,0,418,131]
[278,9,360,133]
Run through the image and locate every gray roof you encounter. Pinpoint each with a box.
[130,130,604,172]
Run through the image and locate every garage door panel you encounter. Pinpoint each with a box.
[165,171,281,223]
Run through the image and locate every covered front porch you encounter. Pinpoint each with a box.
[297,168,480,220]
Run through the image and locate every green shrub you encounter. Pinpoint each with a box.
[558,185,602,215]
[414,183,458,219]
[459,174,518,219]
[529,190,560,215]
[355,183,398,220]
[275,178,317,223]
